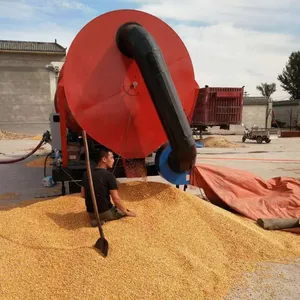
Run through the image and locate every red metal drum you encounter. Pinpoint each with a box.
[62,9,198,158]
[54,65,81,133]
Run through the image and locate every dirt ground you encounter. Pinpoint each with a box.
[0,134,300,299]
[195,135,300,179]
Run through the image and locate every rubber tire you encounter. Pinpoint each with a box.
[256,136,263,144]
[242,136,246,142]
[265,138,271,143]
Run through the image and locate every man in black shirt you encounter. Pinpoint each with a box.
[81,147,136,226]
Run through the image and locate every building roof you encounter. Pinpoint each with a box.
[0,40,66,53]
[272,99,300,107]
[244,96,269,106]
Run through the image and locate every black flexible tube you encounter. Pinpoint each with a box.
[116,23,197,173]
[44,152,53,177]
[0,140,45,164]
[0,131,51,165]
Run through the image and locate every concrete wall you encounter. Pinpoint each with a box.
[244,101,272,129]
[0,52,65,134]
[210,102,271,135]
[272,101,300,128]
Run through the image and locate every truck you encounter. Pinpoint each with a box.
[191,86,244,138]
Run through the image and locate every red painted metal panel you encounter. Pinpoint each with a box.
[54,65,81,133]
[281,131,300,137]
[55,10,197,159]
[191,87,244,126]
[57,82,68,168]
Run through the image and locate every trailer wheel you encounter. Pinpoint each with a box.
[256,136,263,144]
[265,138,271,143]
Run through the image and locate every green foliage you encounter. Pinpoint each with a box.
[256,83,276,98]
[277,51,300,99]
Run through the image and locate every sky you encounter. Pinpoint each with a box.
[1,0,299,100]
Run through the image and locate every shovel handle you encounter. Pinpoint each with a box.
[82,130,105,238]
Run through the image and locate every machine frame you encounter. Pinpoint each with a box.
[51,96,159,194]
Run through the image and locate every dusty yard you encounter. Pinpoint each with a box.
[195,135,300,180]
[1,134,299,203]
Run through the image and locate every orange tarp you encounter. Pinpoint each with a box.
[190,164,300,234]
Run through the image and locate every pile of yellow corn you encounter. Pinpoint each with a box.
[0,181,299,299]
[200,137,241,148]
[0,130,30,140]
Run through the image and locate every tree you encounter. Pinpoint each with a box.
[256,82,276,99]
[277,51,300,99]
[244,91,250,97]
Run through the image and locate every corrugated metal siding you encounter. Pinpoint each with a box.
[0,40,66,53]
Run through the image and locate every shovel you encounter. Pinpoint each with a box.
[82,130,109,257]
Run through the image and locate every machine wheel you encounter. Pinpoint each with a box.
[256,136,263,144]
[265,138,271,143]
[242,136,246,142]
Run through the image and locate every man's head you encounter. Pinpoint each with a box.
[94,148,115,169]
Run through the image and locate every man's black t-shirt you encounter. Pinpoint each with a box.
[81,168,118,214]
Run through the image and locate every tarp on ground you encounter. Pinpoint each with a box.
[190,164,300,234]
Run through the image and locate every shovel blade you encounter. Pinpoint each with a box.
[95,237,109,257]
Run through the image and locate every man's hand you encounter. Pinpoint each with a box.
[126,209,136,217]
[110,190,137,217]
